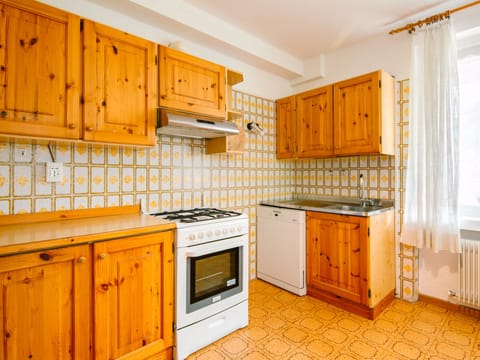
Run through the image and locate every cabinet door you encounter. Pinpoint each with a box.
[0,0,80,139]
[333,71,383,155]
[83,21,157,146]
[0,245,91,359]
[296,86,333,158]
[306,212,368,304]
[94,232,173,359]
[159,45,225,118]
[276,96,296,159]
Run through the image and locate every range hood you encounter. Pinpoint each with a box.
[156,108,240,139]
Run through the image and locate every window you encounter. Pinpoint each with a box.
[458,28,480,218]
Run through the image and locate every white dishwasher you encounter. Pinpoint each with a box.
[257,205,306,296]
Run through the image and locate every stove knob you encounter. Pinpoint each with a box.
[237,226,243,232]
[222,228,228,235]
[198,232,204,239]
[206,231,213,237]
[215,229,222,236]
[189,233,196,241]
[229,227,235,233]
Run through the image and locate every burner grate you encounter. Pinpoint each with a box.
[150,208,242,223]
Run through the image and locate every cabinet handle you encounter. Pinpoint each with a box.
[98,253,106,260]
[39,253,52,261]
[85,126,93,131]
[78,256,87,264]
[68,123,76,129]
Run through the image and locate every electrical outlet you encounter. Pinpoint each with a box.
[46,162,63,183]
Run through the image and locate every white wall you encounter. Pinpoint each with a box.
[291,31,411,94]
[419,250,459,301]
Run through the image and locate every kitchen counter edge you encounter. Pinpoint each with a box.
[259,199,394,217]
[0,205,175,257]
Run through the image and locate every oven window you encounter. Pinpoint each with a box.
[187,247,243,312]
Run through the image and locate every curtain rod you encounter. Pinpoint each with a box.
[389,0,480,35]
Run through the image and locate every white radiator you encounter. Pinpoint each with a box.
[459,234,480,309]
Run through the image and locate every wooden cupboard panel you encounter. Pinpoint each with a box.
[306,212,367,305]
[276,95,296,159]
[0,0,80,139]
[159,45,225,118]
[334,73,378,154]
[296,86,333,158]
[83,21,157,146]
[367,210,395,308]
[0,245,90,359]
[333,70,394,156]
[94,232,173,359]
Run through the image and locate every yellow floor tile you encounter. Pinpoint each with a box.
[188,280,480,360]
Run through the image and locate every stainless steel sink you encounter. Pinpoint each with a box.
[281,199,333,207]
[325,204,383,212]
[265,198,393,216]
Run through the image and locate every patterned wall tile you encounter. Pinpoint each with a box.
[0,87,406,285]
[0,166,10,197]
[13,165,31,196]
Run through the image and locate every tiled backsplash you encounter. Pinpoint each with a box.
[293,155,395,200]
[0,89,400,280]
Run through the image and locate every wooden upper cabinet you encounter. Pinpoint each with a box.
[94,232,173,359]
[333,70,394,156]
[276,95,296,159]
[296,86,333,158]
[0,245,91,359]
[159,45,226,118]
[276,70,394,159]
[0,0,81,139]
[83,21,157,146]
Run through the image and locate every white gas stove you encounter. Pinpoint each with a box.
[149,208,249,360]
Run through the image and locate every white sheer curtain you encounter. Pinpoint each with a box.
[401,19,461,253]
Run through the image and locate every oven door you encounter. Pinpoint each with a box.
[176,235,248,329]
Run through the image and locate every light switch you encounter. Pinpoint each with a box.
[46,162,63,182]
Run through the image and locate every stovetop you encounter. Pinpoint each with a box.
[150,208,243,223]
[150,208,248,246]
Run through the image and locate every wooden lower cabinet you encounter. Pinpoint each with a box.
[94,232,174,360]
[0,230,173,359]
[306,210,395,319]
[0,245,91,359]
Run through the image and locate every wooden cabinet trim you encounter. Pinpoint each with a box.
[0,244,91,358]
[94,232,173,359]
[296,85,333,158]
[82,20,157,146]
[159,45,226,118]
[0,1,81,139]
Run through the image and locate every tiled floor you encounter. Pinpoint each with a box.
[188,280,480,359]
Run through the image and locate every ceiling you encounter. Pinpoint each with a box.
[183,0,459,59]
[88,0,480,80]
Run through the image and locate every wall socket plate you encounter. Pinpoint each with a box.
[46,162,63,183]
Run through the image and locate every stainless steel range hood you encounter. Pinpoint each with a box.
[156,108,240,139]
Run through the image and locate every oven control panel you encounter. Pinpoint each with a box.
[176,217,249,247]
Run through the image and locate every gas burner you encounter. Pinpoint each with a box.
[150,208,242,223]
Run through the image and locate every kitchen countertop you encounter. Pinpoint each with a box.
[260,196,394,216]
[0,205,175,256]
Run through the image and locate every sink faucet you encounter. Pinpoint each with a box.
[359,174,374,207]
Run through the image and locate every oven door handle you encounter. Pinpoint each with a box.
[184,239,246,258]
